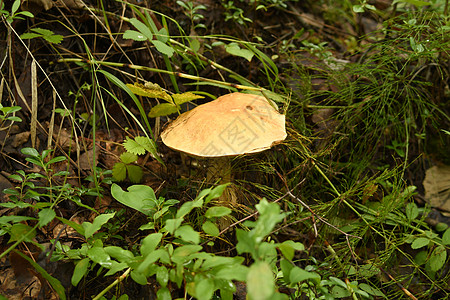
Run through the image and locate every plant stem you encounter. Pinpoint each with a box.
[92,267,132,300]
[58,58,266,92]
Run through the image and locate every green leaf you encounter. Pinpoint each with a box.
[17,11,34,18]
[105,261,129,276]
[358,283,385,297]
[123,136,157,156]
[14,250,67,300]
[171,245,203,264]
[82,212,115,239]
[195,278,215,300]
[277,240,305,261]
[202,221,220,236]
[20,32,42,39]
[156,287,172,300]
[156,266,169,287]
[124,137,147,156]
[112,162,127,181]
[42,34,63,44]
[38,208,56,228]
[129,18,154,40]
[442,228,450,245]
[428,245,447,272]
[280,259,293,284]
[87,246,112,268]
[151,40,175,57]
[137,248,166,273]
[411,237,430,249]
[175,225,200,244]
[21,147,39,157]
[415,250,428,265]
[111,184,157,215]
[134,136,158,154]
[31,28,53,36]
[126,164,143,183]
[123,30,148,41]
[164,218,183,234]
[0,215,36,224]
[126,82,171,101]
[141,233,163,256]
[176,199,204,219]
[215,265,248,281]
[289,267,321,284]
[329,276,347,288]
[11,0,20,15]
[131,270,148,285]
[148,103,179,118]
[251,199,286,242]
[205,184,230,204]
[9,223,36,242]
[352,5,365,12]
[156,27,169,43]
[247,261,274,300]
[332,285,351,298]
[236,229,256,257]
[405,202,419,221]
[205,206,231,218]
[120,152,138,164]
[225,43,254,61]
[71,258,90,286]
[104,246,134,262]
[172,92,204,105]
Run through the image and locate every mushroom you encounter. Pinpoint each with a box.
[161,92,287,206]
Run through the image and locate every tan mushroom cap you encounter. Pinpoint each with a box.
[161,92,287,157]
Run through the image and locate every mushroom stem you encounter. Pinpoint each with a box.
[206,157,236,206]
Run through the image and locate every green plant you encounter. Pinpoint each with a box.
[20,27,64,44]
[352,0,377,13]
[126,81,203,118]
[0,148,113,299]
[112,152,143,183]
[44,182,311,299]
[221,1,252,25]
[0,103,22,127]
[176,0,207,31]
[0,0,34,23]
[123,15,175,58]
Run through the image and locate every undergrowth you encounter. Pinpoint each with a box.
[0,0,449,299]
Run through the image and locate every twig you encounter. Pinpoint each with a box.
[379,266,418,300]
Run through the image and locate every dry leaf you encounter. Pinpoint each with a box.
[78,149,99,170]
[11,131,30,148]
[423,165,450,213]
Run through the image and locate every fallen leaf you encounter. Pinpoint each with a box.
[423,165,450,213]
[11,131,30,148]
[77,149,99,170]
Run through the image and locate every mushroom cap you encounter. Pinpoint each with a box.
[161,92,287,157]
